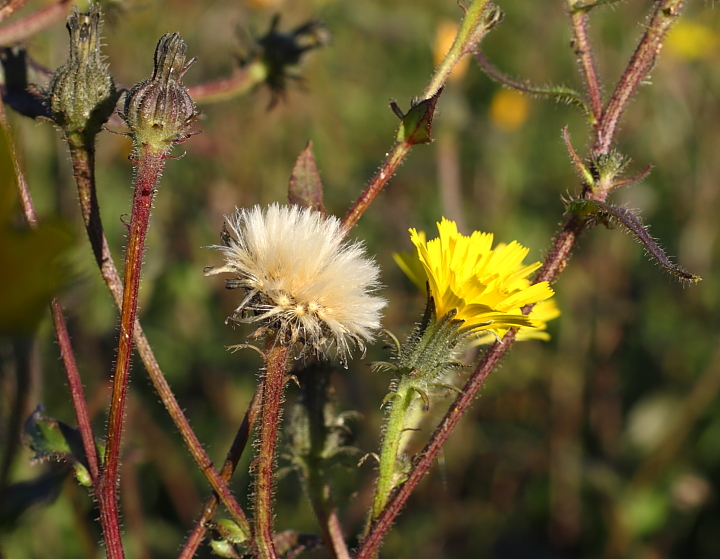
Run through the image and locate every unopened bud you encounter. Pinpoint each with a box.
[47,4,119,139]
[121,33,199,151]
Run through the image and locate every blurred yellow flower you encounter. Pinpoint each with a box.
[489,89,529,132]
[396,218,556,337]
[434,20,470,83]
[666,20,718,60]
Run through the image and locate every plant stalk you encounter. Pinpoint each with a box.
[0,0,72,46]
[178,386,262,559]
[188,59,268,104]
[370,381,415,522]
[97,144,166,559]
[254,342,290,559]
[593,0,684,157]
[567,1,603,125]
[65,135,252,535]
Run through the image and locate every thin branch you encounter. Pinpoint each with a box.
[341,142,412,231]
[566,0,603,125]
[593,0,685,156]
[178,386,262,559]
[254,342,291,559]
[187,59,267,104]
[475,52,590,115]
[0,0,29,24]
[0,0,72,46]
[65,137,253,538]
[342,0,500,232]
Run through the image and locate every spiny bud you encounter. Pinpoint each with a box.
[121,33,199,151]
[47,4,119,139]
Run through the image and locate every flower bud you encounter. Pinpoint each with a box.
[121,33,199,151]
[47,4,119,139]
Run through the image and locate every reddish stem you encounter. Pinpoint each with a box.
[51,299,100,481]
[254,342,291,559]
[97,145,165,559]
[0,0,72,46]
[178,386,262,559]
[593,0,684,157]
[65,135,253,536]
[187,60,267,104]
[0,0,28,24]
[567,4,603,126]
[341,141,411,231]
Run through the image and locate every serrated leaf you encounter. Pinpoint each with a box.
[23,405,95,486]
[288,140,325,213]
[565,198,701,283]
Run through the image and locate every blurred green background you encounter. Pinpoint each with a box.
[2,0,720,557]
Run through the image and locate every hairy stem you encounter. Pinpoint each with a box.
[422,0,492,99]
[593,0,684,157]
[178,386,262,559]
[342,0,499,232]
[65,136,252,535]
[254,342,290,559]
[370,381,415,522]
[341,142,411,231]
[567,0,603,125]
[97,145,166,559]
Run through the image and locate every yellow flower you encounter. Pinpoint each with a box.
[396,218,556,337]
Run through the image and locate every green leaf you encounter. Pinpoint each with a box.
[394,88,443,145]
[213,519,250,545]
[288,140,325,213]
[24,406,96,487]
[565,198,701,283]
[210,539,241,558]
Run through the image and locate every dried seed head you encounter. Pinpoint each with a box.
[205,204,386,363]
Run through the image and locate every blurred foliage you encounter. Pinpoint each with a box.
[2,0,720,558]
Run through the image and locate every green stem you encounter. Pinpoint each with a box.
[342,0,498,233]
[422,0,492,99]
[254,342,290,559]
[371,380,415,521]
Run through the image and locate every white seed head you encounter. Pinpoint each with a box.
[206,204,386,361]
